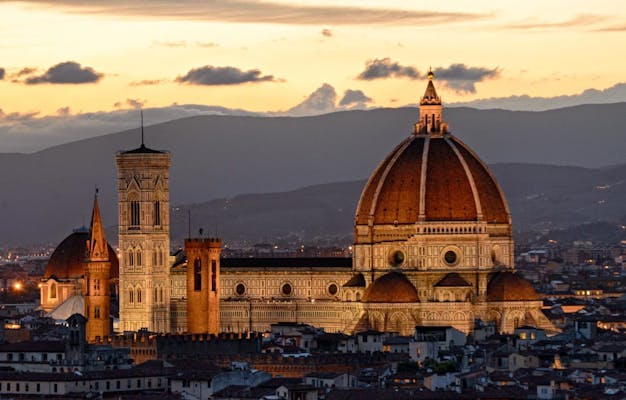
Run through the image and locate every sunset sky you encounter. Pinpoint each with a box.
[2,0,626,151]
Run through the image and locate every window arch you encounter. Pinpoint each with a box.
[128,288,134,303]
[136,287,142,303]
[153,201,161,226]
[153,287,158,303]
[127,249,134,267]
[135,249,142,267]
[130,200,140,228]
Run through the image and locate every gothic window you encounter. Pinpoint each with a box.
[160,287,164,303]
[211,260,217,292]
[194,259,202,291]
[94,306,101,319]
[128,288,134,303]
[50,283,57,299]
[153,287,158,303]
[127,249,134,267]
[130,200,140,228]
[136,249,142,266]
[158,249,164,266]
[153,251,157,267]
[137,287,142,303]
[93,279,100,294]
[154,201,161,226]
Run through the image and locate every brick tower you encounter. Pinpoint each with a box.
[185,238,222,334]
[84,192,111,342]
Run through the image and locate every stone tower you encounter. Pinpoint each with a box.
[185,238,221,334]
[84,192,111,342]
[116,139,171,333]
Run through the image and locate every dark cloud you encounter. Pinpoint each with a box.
[321,28,332,37]
[176,65,278,85]
[19,1,485,26]
[129,79,167,86]
[434,64,499,93]
[339,89,372,107]
[357,59,498,93]
[25,61,103,84]
[0,68,5,80]
[357,58,421,80]
[286,83,337,116]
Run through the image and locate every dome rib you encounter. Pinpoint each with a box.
[444,136,483,220]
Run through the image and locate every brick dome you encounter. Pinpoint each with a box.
[356,134,510,226]
[362,271,419,303]
[487,271,538,302]
[44,229,119,280]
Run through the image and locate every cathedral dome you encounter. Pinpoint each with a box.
[355,135,509,226]
[355,75,509,229]
[362,271,419,303]
[44,229,119,280]
[486,271,538,302]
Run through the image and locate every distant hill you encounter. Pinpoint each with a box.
[1,104,625,246]
[169,163,626,245]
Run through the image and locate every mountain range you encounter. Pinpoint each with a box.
[1,104,625,246]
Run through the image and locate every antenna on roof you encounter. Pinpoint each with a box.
[140,109,145,147]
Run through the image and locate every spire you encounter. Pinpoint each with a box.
[140,109,146,150]
[413,69,448,135]
[421,68,441,106]
[86,189,109,262]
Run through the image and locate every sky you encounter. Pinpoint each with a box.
[2,0,626,152]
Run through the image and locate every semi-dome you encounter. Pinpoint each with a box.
[45,229,119,280]
[362,271,419,303]
[487,271,538,302]
[355,74,510,228]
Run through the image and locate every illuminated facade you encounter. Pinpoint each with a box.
[116,144,171,333]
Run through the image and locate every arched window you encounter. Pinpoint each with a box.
[136,249,142,266]
[153,287,158,303]
[127,249,134,267]
[154,201,161,226]
[128,288,134,303]
[137,287,142,303]
[160,287,164,303]
[130,200,140,228]
[194,259,202,291]
[50,283,57,299]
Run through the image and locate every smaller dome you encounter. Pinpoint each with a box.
[487,271,538,302]
[45,230,119,280]
[362,271,419,303]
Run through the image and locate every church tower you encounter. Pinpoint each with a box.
[185,237,221,334]
[84,192,111,342]
[116,131,171,333]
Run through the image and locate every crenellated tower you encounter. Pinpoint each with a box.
[185,237,222,335]
[116,133,171,333]
[84,192,111,342]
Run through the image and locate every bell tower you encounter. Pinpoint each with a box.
[84,192,111,342]
[116,125,171,333]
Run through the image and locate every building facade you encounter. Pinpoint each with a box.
[116,143,172,333]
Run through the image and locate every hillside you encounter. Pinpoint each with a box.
[1,104,625,245]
